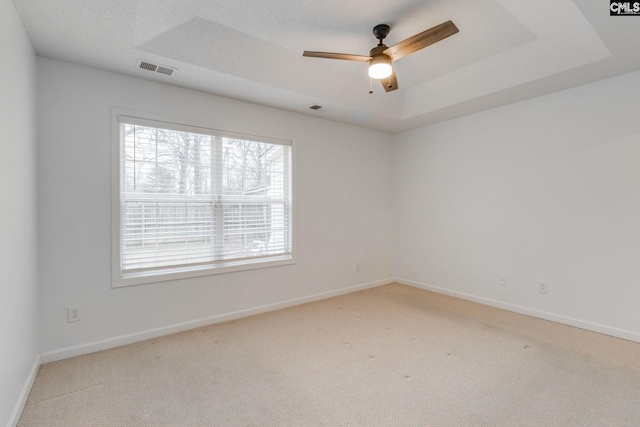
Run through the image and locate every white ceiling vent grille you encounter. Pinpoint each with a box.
[136,60,177,77]
[156,66,175,76]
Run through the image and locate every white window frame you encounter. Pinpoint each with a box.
[111,109,295,287]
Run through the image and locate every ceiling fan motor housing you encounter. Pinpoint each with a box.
[369,45,387,57]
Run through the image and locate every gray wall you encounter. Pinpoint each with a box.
[394,70,640,341]
[0,0,39,425]
[36,58,395,355]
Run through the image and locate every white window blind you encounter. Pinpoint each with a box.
[115,115,293,285]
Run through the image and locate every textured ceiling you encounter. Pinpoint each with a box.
[12,0,640,133]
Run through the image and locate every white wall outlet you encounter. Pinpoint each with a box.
[68,306,81,322]
[498,275,507,286]
[355,263,361,272]
[539,281,548,294]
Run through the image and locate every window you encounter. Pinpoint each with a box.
[112,113,294,287]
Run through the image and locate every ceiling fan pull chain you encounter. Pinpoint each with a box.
[369,78,374,94]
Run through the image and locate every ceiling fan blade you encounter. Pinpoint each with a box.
[381,69,398,92]
[383,20,459,61]
[303,51,371,62]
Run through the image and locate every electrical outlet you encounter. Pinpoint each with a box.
[68,306,81,322]
[498,275,507,286]
[539,281,548,294]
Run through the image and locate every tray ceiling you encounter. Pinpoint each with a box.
[12,0,640,133]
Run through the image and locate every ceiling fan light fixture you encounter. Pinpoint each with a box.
[368,54,392,79]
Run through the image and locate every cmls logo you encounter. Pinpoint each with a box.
[610,1,640,15]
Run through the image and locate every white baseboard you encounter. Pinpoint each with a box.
[33,275,640,364]
[7,355,40,427]
[40,278,394,364]
[396,277,640,344]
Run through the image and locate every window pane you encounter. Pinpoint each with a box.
[122,201,214,271]
[119,120,292,279]
[221,202,289,260]
[123,125,212,196]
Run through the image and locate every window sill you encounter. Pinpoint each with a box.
[112,255,295,288]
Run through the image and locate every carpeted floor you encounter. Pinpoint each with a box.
[18,283,640,426]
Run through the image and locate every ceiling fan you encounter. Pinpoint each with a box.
[303,21,459,92]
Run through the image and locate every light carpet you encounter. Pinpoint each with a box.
[18,283,640,426]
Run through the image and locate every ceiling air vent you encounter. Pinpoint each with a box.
[138,61,157,72]
[136,60,177,77]
[156,66,175,76]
